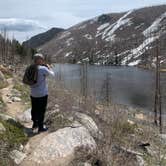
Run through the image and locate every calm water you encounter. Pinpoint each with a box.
[53,64,166,112]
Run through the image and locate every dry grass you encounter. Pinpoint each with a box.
[45,79,166,165]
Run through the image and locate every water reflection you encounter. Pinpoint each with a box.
[53,64,166,112]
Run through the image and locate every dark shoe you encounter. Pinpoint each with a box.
[38,127,48,133]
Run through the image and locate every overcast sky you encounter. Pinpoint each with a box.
[0,0,165,42]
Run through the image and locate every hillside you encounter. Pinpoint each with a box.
[23,27,64,48]
[30,5,166,67]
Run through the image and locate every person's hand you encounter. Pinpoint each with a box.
[46,64,51,69]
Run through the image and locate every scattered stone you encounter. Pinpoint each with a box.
[11,96,21,102]
[11,89,22,97]
[54,104,59,108]
[6,94,11,97]
[159,134,166,144]
[135,127,144,134]
[7,100,13,104]
[94,109,100,115]
[127,119,135,125]
[84,162,92,166]
[22,126,97,166]
[10,150,27,165]
[136,155,145,166]
[74,112,103,140]
[0,122,6,133]
[17,108,31,123]
[19,144,24,151]
[135,113,147,121]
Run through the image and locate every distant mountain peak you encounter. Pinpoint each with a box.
[23,27,65,48]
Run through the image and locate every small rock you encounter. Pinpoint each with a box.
[17,108,31,123]
[94,109,100,115]
[7,100,13,104]
[159,134,166,144]
[54,104,59,108]
[84,162,92,166]
[6,94,11,97]
[19,144,24,151]
[135,113,147,121]
[135,127,144,134]
[10,150,27,165]
[127,119,135,125]
[0,122,6,133]
[136,155,145,166]
[11,96,21,102]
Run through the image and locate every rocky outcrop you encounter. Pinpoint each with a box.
[73,112,103,140]
[22,126,97,166]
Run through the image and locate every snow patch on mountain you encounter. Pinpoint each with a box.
[143,12,166,37]
[84,34,93,40]
[58,31,71,40]
[78,24,87,30]
[66,37,74,46]
[122,36,159,65]
[96,10,133,42]
[65,52,72,57]
[135,23,144,30]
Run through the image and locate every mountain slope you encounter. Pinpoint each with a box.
[39,5,166,67]
[23,27,64,48]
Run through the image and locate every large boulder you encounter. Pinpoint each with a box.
[22,126,97,166]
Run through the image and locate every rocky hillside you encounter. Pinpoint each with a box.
[23,27,64,48]
[36,5,166,67]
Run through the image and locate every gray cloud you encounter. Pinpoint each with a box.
[0,18,45,32]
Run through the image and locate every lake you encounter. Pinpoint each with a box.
[53,64,166,112]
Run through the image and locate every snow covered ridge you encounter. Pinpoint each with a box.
[121,36,159,65]
[96,10,133,42]
[143,11,166,37]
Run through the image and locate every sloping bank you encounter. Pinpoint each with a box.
[1,68,166,165]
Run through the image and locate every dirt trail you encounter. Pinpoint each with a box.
[1,78,25,118]
[1,77,49,164]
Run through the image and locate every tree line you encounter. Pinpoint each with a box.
[0,29,36,66]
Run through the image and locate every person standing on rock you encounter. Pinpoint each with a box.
[29,53,55,133]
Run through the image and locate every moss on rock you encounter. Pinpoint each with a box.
[0,118,28,165]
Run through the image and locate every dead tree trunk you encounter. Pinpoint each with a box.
[154,39,162,133]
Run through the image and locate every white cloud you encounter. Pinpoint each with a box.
[0,0,165,41]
